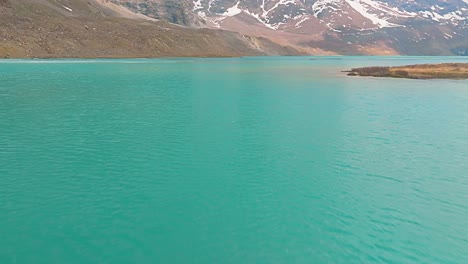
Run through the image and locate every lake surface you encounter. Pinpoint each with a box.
[1,56,468,263]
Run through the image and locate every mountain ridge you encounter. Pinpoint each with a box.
[0,0,466,57]
[0,0,302,58]
[114,0,467,55]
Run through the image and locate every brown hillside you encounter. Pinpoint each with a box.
[0,0,301,58]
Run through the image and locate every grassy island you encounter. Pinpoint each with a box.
[347,63,468,79]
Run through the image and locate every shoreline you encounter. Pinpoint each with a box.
[1,55,467,60]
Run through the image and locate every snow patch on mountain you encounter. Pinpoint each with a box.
[312,0,342,16]
[223,1,242,17]
[193,0,206,18]
[244,9,278,29]
[62,5,73,12]
[345,0,403,28]
[295,15,310,28]
[420,10,466,22]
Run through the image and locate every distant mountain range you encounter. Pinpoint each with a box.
[114,0,468,55]
[0,0,466,57]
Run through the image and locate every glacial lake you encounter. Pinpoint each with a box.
[1,56,468,263]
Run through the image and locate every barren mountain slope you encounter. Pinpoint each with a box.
[0,0,301,58]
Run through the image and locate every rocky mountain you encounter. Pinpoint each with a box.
[0,0,301,58]
[110,0,205,26]
[114,0,467,55]
[190,0,466,29]
[1,0,466,57]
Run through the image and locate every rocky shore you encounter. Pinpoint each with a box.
[346,63,468,79]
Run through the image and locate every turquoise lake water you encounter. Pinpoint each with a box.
[1,57,468,263]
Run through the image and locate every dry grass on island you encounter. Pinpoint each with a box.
[346,63,468,79]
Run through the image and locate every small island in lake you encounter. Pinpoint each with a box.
[346,63,468,79]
